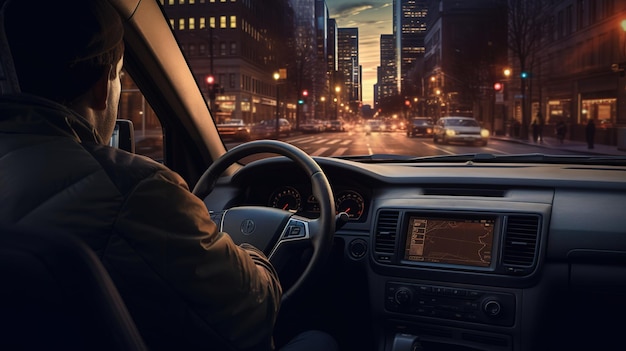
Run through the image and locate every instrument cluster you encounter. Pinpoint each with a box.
[267,185,367,221]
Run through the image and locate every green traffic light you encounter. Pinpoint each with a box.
[520,72,528,79]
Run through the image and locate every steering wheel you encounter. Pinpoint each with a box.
[192,140,336,302]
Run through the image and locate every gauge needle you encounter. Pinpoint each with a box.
[283,204,289,210]
[345,208,350,213]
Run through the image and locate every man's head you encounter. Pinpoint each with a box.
[2,0,125,141]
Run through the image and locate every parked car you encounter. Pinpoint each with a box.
[407,117,434,137]
[216,118,250,141]
[433,116,490,146]
[250,118,292,139]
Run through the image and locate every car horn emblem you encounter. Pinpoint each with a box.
[240,219,255,235]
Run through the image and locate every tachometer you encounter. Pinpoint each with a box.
[269,186,301,212]
[335,190,365,220]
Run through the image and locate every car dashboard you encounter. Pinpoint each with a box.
[203,156,626,351]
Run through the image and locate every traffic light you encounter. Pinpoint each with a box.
[493,82,503,91]
[520,71,529,79]
[205,75,222,100]
[299,89,308,105]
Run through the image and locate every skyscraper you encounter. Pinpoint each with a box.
[337,28,360,107]
[393,0,429,95]
[378,34,398,106]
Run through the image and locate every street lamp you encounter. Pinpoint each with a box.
[320,96,327,120]
[273,72,280,138]
[334,86,341,120]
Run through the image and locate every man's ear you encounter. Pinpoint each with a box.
[91,65,112,110]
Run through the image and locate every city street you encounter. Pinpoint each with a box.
[225,130,604,159]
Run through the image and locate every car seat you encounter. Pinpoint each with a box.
[0,227,147,350]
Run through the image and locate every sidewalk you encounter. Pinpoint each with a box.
[492,134,626,156]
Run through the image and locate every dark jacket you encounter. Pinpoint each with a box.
[0,94,281,350]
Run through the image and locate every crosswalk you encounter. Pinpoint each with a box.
[289,135,354,157]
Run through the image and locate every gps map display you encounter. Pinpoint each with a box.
[403,216,495,267]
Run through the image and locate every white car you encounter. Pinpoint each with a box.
[433,116,490,146]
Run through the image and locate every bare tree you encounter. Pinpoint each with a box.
[507,0,549,139]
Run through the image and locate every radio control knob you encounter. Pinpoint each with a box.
[394,287,413,305]
[482,299,502,317]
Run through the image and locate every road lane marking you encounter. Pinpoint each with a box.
[340,140,351,145]
[331,147,348,157]
[423,142,455,154]
[311,147,329,156]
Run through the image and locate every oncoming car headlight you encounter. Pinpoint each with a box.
[480,129,490,138]
[445,129,456,137]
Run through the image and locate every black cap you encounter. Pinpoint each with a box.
[1,0,124,100]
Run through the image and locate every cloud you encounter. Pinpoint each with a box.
[330,1,390,18]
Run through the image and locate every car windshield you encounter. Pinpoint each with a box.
[445,119,480,127]
[119,0,626,163]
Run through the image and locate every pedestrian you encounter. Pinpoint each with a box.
[555,120,567,144]
[585,118,596,149]
[536,113,544,143]
[531,117,539,143]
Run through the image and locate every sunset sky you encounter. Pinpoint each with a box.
[327,1,393,107]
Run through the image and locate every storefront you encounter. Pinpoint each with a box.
[580,95,616,128]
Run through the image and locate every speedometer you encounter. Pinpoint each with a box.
[269,186,301,212]
[335,190,365,220]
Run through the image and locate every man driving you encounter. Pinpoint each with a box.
[0,0,337,350]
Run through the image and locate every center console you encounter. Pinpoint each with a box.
[367,206,546,351]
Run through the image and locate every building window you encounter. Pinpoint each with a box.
[230,42,237,55]
[199,17,205,29]
[229,73,236,89]
[189,18,195,30]
[178,18,185,30]
[209,17,215,29]
[230,16,237,29]
[220,42,227,56]
[220,16,227,28]
[189,44,196,56]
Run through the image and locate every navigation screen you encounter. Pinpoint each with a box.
[403,216,495,267]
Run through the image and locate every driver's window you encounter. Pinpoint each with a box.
[118,69,164,162]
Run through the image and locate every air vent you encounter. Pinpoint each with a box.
[502,215,540,270]
[374,210,400,262]
[423,187,506,197]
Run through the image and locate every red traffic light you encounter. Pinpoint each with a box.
[206,75,215,85]
[493,82,503,91]
[302,89,308,97]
